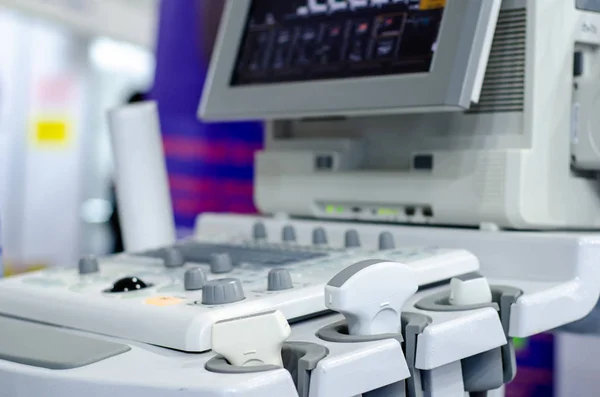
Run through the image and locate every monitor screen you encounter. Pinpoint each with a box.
[200,0,500,121]
[231,0,446,86]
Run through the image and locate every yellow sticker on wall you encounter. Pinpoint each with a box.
[31,118,71,147]
[420,0,446,10]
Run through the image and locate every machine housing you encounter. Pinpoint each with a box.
[202,0,600,230]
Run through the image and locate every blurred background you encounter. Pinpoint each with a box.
[0,0,262,274]
[0,0,158,271]
[0,1,594,396]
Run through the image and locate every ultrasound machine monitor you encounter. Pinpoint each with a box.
[200,0,501,121]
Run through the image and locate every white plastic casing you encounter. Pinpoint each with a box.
[107,102,176,252]
[325,261,418,336]
[253,1,600,230]
[0,289,509,397]
[197,214,600,338]
[212,310,291,367]
[0,241,475,352]
[449,276,493,306]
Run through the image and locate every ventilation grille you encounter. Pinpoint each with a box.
[468,8,527,114]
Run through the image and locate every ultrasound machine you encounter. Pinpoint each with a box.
[2,1,600,396]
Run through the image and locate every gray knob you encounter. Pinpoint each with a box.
[78,256,99,275]
[379,232,396,250]
[282,225,296,242]
[163,247,185,268]
[184,268,207,291]
[253,222,267,240]
[345,230,361,248]
[202,278,245,305]
[268,269,294,291]
[210,253,233,274]
[312,227,328,245]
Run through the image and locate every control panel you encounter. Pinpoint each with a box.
[0,222,478,353]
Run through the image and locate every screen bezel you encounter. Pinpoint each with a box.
[200,0,498,121]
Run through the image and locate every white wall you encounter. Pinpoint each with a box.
[0,0,158,48]
[0,10,24,275]
[0,10,32,269]
[0,7,155,269]
[0,14,89,268]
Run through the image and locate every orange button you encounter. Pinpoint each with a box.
[145,296,184,307]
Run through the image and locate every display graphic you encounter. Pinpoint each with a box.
[231,0,446,86]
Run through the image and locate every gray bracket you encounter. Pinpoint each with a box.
[316,319,411,397]
[316,320,403,345]
[493,286,523,384]
[315,315,434,397]
[461,348,504,393]
[402,312,433,397]
[283,342,329,397]
[205,341,329,397]
[413,285,523,391]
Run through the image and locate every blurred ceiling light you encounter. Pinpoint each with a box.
[89,37,154,75]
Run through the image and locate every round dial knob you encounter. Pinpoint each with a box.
[210,253,233,274]
[253,222,267,241]
[268,269,294,291]
[378,232,395,250]
[78,256,99,275]
[312,227,327,245]
[202,278,245,305]
[107,277,150,293]
[282,225,296,242]
[344,230,361,248]
[184,268,207,291]
[163,247,185,268]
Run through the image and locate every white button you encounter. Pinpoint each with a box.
[449,276,492,306]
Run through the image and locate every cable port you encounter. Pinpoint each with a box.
[422,206,434,217]
[404,207,416,217]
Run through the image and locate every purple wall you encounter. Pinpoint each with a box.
[149,0,263,232]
